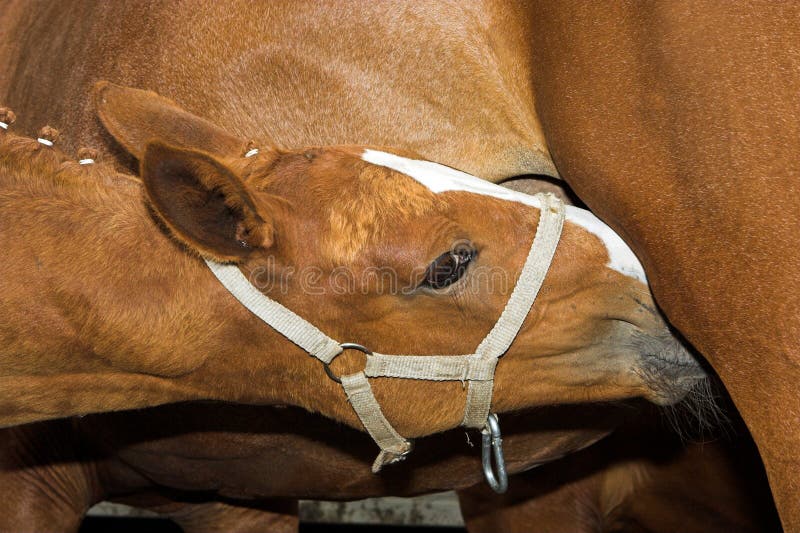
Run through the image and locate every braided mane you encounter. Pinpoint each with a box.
[0,127,139,193]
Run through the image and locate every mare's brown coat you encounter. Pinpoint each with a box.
[0,0,555,180]
[526,3,800,526]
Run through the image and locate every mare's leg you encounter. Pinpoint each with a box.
[525,3,800,526]
[459,421,777,533]
[458,460,602,533]
[138,499,299,533]
[0,421,102,533]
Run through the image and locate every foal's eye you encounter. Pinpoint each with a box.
[422,246,477,289]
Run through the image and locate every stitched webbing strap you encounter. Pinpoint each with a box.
[206,260,411,470]
[205,260,343,364]
[463,193,566,427]
[341,371,413,472]
[365,354,496,381]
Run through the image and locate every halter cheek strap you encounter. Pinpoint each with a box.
[341,371,413,470]
[205,193,565,481]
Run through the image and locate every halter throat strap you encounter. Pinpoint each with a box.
[205,193,565,472]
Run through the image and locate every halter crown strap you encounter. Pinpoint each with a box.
[205,193,565,470]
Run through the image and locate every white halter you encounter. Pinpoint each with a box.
[205,192,565,481]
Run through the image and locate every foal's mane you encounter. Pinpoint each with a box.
[0,129,141,205]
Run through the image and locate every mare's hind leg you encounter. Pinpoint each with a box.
[154,499,299,533]
[0,421,102,533]
[458,418,778,533]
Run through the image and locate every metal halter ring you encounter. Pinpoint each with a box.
[481,413,508,494]
[323,342,373,384]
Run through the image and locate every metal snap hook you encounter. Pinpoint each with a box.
[481,413,508,494]
[323,342,372,384]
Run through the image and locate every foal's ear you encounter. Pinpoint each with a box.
[142,142,273,263]
[94,81,244,160]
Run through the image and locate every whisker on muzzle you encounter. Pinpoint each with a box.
[661,376,731,441]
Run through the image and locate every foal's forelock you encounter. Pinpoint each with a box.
[249,150,446,266]
[324,164,446,265]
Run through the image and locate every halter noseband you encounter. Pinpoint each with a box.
[205,192,565,492]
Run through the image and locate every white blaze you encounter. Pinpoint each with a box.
[362,149,646,283]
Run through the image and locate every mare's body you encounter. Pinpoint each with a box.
[0,1,554,180]
[526,3,800,525]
